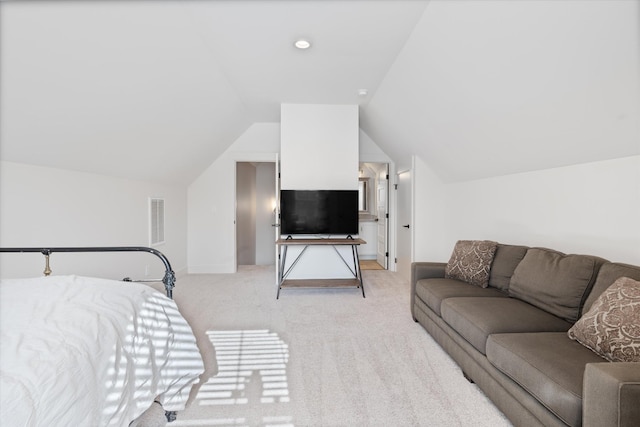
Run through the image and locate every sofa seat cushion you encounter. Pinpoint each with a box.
[415,278,507,316]
[486,332,606,427]
[440,297,572,354]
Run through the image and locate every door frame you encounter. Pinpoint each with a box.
[375,164,389,269]
[360,157,396,272]
[232,153,279,272]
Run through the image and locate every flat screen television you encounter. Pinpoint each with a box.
[280,190,359,236]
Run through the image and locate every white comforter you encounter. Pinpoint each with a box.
[0,275,204,426]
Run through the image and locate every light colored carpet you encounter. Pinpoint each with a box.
[160,266,512,427]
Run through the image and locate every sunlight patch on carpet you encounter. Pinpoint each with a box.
[171,330,293,426]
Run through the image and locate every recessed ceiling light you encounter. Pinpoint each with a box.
[294,39,311,49]
[358,89,368,97]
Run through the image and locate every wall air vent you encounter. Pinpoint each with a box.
[149,198,165,246]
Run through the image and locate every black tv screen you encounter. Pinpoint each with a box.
[280,190,359,236]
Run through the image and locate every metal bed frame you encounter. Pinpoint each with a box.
[0,246,180,422]
[0,246,176,299]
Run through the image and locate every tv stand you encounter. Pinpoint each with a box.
[276,238,366,299]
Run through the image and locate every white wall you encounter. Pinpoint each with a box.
[412,156,448,261]
[359,129,391,164]
[413,155,640,265]
[0,161,187,280]
[281,104,359,190]
[188,123,280,273]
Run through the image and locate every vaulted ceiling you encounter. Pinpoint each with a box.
[1,0,638,184]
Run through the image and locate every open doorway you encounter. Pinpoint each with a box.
[236,162,277,266]
[358,162,389,270]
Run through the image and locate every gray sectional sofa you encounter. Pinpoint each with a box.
[411,242,640,427]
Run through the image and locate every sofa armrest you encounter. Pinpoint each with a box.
[583,362,640,427]
[410,262,446,320]
[411,262,447,283]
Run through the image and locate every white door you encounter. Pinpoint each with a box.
[376,166,388,268]
[274,155,281,285]
[396,170,412,281]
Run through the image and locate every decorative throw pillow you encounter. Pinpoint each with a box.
[445,240,498,288]
[567,276,640,362]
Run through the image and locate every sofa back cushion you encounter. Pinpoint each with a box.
[509,248,607,322]
[583,262,640,312]
[488,244,529,291]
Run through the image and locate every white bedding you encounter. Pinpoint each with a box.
[0,275,204,426]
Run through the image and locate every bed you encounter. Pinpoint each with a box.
[0,247,205,426]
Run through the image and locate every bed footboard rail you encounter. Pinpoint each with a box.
[0,246,176,298]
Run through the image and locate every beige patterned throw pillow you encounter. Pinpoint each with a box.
[445,240,498,288]
[567,276,640,362]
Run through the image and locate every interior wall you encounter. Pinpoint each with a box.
[0,161,188,279]
[279,104,360,279]
[413,155,640,265]
[412,156,448,262]
[236,162,257,265]
[281,104,359,190]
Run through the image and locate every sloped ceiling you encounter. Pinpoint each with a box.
[0,0,428,184]
[363,0,640,179]
[1,0,638,185]
[0,1,252,184]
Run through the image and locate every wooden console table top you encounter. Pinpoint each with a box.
[276,238,366,246]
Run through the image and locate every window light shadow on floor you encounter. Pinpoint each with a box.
[172,329,293,427]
